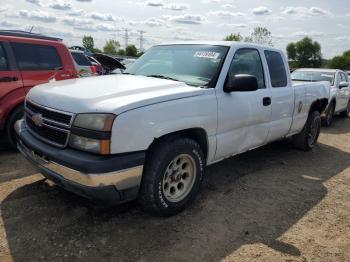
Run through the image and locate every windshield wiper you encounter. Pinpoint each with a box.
[145,74,181,82]
[122,72,134,75]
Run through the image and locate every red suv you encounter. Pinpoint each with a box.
[0,30,77,147]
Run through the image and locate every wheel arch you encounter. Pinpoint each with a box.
[309,98,329,115]
[147,128,209,160]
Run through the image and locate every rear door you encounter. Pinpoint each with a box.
[10,42,66,94]
[339,72,350,111]
[215,48,272,159]
[0,41,24,104]
[264,50,294,142]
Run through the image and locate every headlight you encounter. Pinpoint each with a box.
[69,134,110,155]
[70,113,115,154]
[73,113,115,131]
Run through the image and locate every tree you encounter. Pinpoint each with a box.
[137,51,145,57]
[117,49,126,56]
[328,50,350,70]
[245,27,273,46]
[286,37,323,68]
[103,40,121,55]
[125,44,138,57]
[224,33,243,42]
[82,35,94,51]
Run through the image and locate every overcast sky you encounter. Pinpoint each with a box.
[1,0,349,58]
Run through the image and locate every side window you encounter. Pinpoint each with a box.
[336,73,342,86]
[0,43,8,71]
[228,48,265,89]
[12,43,62,71]
[341,73,348,83]
[264,50,288,88]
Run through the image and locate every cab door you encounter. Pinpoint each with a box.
[0,41,24,106]
[215,48,272,160]
[263,50,294,142]
[10,42,68,94]
[338,72,350,111]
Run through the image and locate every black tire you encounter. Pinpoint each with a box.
[138,137,205,216]
[293,111,321,151]
[340,100,350,118]
[322,102,335,127]
[5,105,24,148]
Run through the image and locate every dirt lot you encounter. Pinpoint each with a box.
[0,118,349,262]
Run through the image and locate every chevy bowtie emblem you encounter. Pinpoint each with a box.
[32,113,44,127]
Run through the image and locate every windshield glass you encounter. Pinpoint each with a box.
[125,45,229,87]
[291,70,335,85]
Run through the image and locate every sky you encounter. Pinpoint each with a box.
[0,0,350,58]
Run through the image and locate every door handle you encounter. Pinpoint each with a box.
[0,76,18,82]
[263,97,271,106]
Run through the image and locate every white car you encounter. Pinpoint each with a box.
[16,42,330,216]
[292,68,350,126]
[70,50,97,77]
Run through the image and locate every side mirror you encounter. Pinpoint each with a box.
[339,81,349,88]
[224,74,259,93]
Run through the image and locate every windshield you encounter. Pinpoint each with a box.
[125,45,229,87]
[291,70,335,85]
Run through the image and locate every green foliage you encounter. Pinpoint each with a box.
[286,37,323,68]
[125,45,138,57]
[245,27,273,46]
[224,33,243,42]
[82,35,94,51]
[327,50,350,70]
[223,27,273,46]
[103,40,121,55]
[117,49,126,56]
[93,47,102,54]
[137,51,145,57]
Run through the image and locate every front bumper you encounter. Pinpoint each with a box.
[15,119,145,204]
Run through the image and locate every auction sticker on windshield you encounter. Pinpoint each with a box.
[194,51,220,59]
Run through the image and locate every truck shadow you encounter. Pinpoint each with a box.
[1,141,350,261]
[321,116,350,134]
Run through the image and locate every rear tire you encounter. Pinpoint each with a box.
[322,102,335,127]
[5,105,24,149]
[138,137,205,216]
[293,111,321,152]
[340,100,350,118]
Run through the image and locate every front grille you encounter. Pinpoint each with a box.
[26,115,68,146]
[25,101,73,147]
[26,101,72,125]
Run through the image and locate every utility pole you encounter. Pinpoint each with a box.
[124,29,129,48]
[138,30,145,51]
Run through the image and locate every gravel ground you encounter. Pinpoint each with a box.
[0,117,349,262]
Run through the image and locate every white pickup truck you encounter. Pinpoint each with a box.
[292,68,350,126]
[15,42,330,216]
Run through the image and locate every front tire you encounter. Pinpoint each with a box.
[5,105,24,148]
[138,138,205,216]
[322,102,335,126]
[293,111,321,151]
[340,100,350,117]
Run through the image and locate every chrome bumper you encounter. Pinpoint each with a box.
[15,120,143,191]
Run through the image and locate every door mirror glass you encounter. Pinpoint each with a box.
[339,81,349,88]
[224,74,258,92]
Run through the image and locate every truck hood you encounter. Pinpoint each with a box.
[27,75,204,114]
